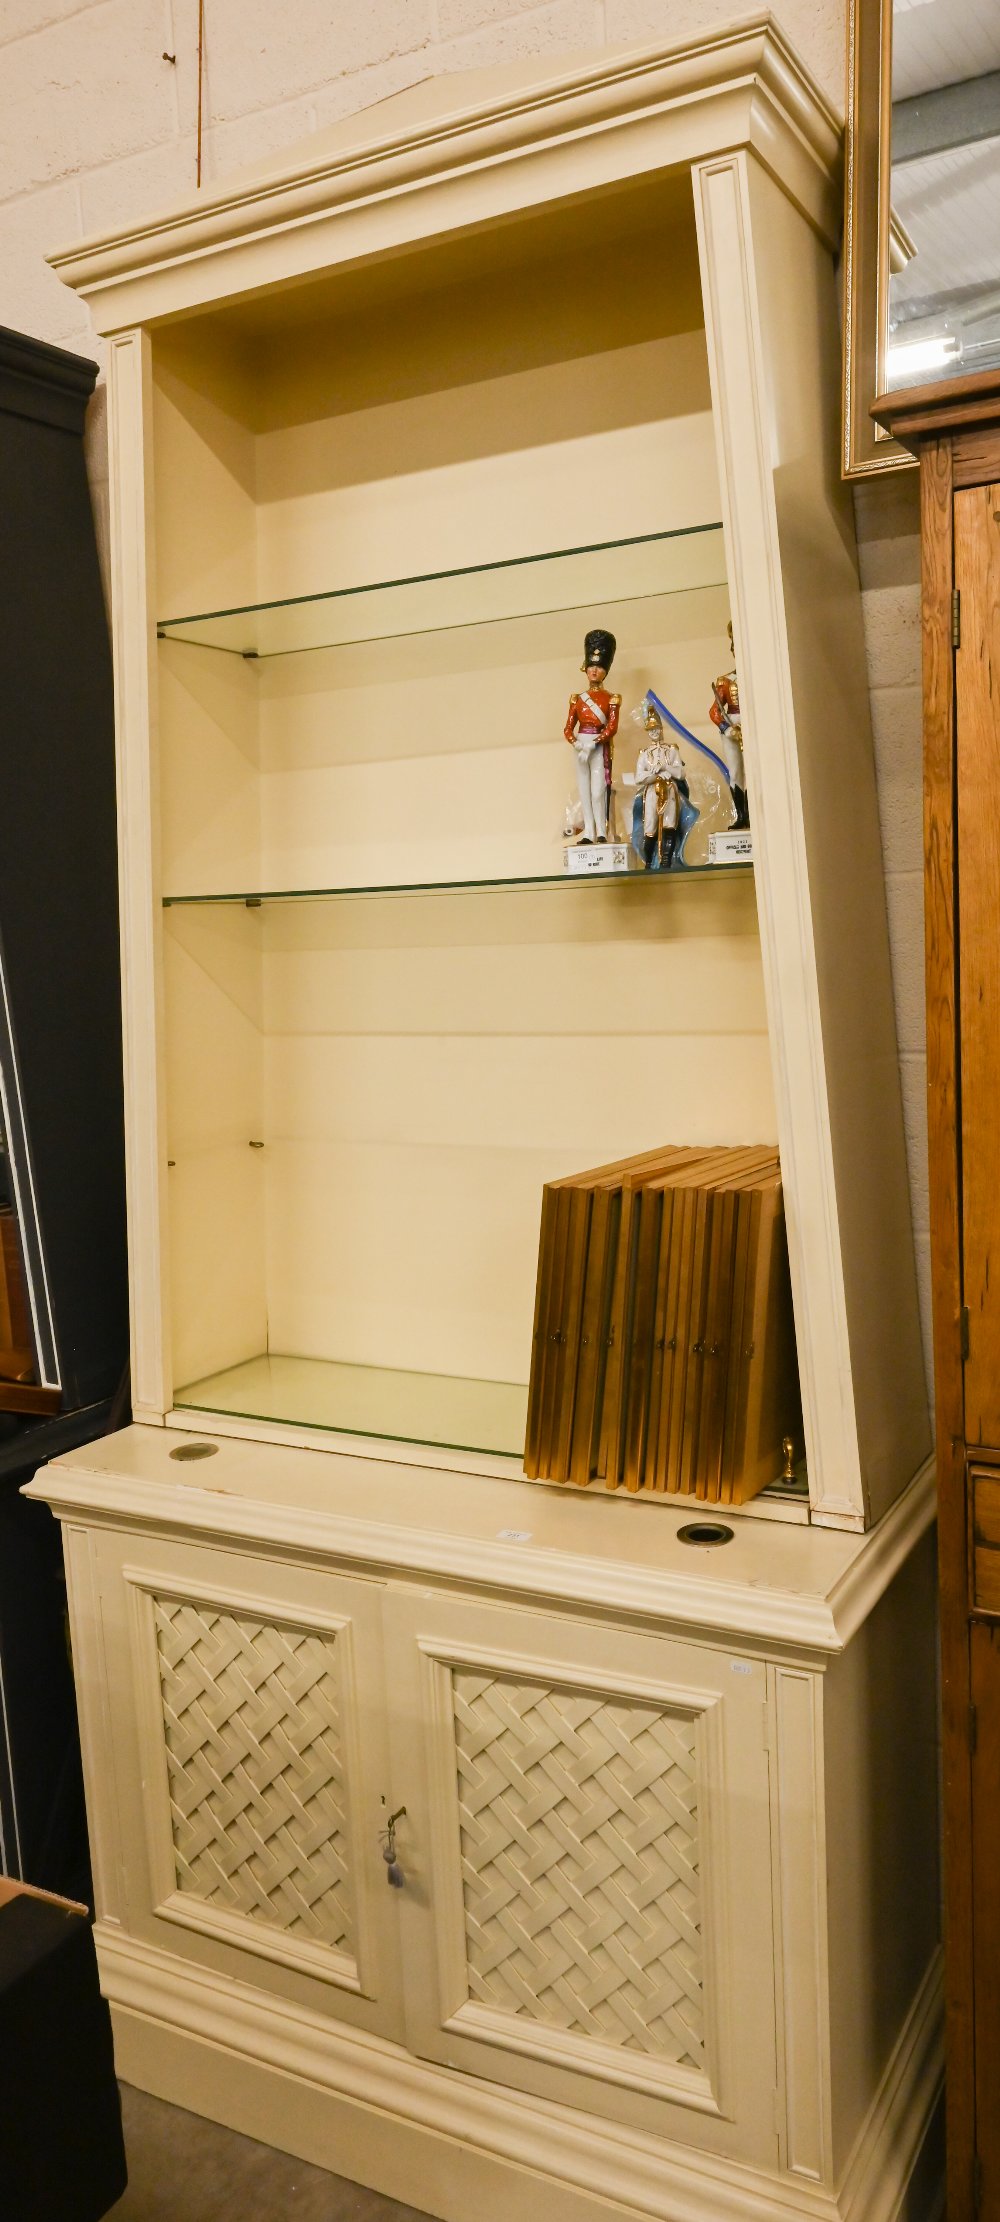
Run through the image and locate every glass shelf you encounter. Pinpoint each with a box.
[175,1353,529,1458]
[156,523,726,659]
[162,861,753,907]
[173,1353,803,1492]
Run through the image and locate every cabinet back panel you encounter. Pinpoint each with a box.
[252,324,719,889]
[154,360,261,899]
[256,583,728,891]
[160,645,261,897]
[253,330,717,598]
[163,884,774,1391]
[154,309,724,900]
[153,362,257,622]
[164,908,267,1384]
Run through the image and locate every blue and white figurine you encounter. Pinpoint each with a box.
[628,682,748,867]
[630,700,692,870]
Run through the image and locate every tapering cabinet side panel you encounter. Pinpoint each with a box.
[694,151,929,1530]
[107,330,171,1421]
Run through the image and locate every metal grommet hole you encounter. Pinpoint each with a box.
[677,1521,734,1547]
[169,1441,219,1462]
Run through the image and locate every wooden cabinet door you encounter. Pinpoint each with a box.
[875,383,1000,2222]
[383,1585,779,2163]
[971,1618,1000,2217]
[90,1528,403,2038]
[956,481,1000,1446]
[958,484,1000,2216]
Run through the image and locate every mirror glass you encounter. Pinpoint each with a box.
[0,1101,9,1214]
[887,0,1000,388]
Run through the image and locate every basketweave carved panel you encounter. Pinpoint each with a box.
[451,1669,703,2070]
[152,1596,353,1963]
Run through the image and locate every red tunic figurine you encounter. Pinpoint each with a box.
[708,620,749,828]
[565,626,620,842]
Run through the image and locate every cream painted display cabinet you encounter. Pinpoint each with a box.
[28,24,943,2222]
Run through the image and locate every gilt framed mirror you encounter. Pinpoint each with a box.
[844,0,1000,476]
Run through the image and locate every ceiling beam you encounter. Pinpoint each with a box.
[893,69,1000,164]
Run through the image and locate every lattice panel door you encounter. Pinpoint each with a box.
[453,1666,703,2068]
[153,1594,355,1967]
[388,1591,778,2153]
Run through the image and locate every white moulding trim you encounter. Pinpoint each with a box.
[24,1457,935,1662]
[823,1455,935,1650]
[46,19,841,306]
[107,329,171,1418]
[837,1947,943,2222]
[97,1923,941,2222]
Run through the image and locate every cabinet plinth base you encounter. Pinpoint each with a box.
[102,1926,943,2222]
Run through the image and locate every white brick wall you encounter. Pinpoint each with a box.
[0,0,930,1398]
[0,0,852,359]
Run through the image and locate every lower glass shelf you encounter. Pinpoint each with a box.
[175,1352,529,1458]
[162,860,752,906]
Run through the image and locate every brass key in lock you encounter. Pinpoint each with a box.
[380,1805,406,1888]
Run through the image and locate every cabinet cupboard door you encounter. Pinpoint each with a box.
[956,480,1000,1446]
[91,1530,401,2037]
[383,1588,778,2159]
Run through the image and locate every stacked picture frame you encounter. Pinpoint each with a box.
[525,1143,800,1501]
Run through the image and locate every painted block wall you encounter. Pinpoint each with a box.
[0,0,931,1395]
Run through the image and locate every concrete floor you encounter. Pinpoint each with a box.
[100,2071,945,2222]
[107,2085,431,2221]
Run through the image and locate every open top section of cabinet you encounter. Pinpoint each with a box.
[53,22,932,1528]
[150,163,769,1475]
[149,161,726,892]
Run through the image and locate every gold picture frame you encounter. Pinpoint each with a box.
[843,0,914,477]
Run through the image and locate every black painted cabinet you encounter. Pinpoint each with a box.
[0,326,127,1453]
[0,326,127,1892]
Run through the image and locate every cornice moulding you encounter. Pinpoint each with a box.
[46,18,842,330]
[823,1455,935,1649]
[25,1454,934,1661]
[0,322,97,433]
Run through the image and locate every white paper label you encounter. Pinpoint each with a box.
[496,1528,533,1542]
[707,830,753,864]
[730,1660,753,1676]
[564,842,635,875]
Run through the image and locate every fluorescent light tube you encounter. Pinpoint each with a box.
[886,333,961,379]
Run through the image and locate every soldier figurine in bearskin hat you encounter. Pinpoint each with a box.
[564,626,621,843]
